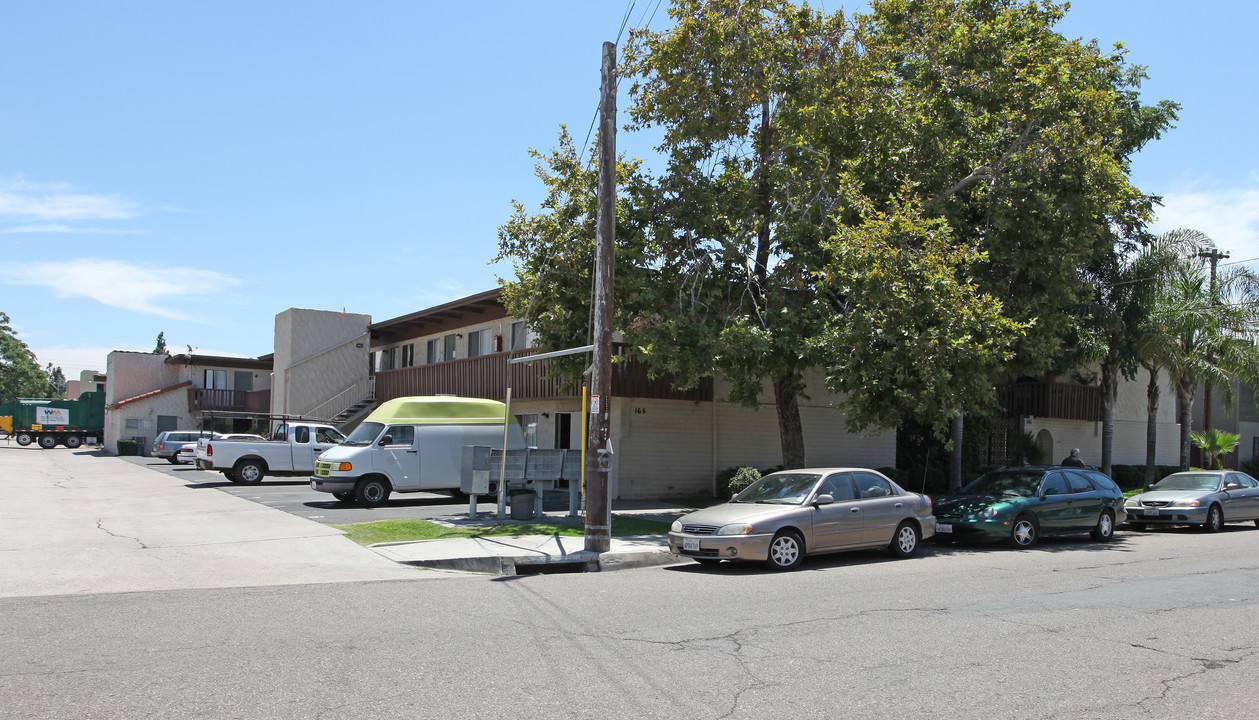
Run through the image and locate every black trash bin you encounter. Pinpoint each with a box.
[510,490,537,520]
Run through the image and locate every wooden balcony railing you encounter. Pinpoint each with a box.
[375,347,712,404]
[996,382,1102,422]
[188,388,271,412]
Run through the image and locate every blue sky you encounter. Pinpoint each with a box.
[2,1,1256,378]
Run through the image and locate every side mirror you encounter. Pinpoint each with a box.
[813,494,834,506]
[1225,482,1241,491]
[378,435,393,446]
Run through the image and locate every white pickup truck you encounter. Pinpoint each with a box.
[195,422,346,484]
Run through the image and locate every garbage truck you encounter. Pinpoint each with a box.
[0,391,106,449]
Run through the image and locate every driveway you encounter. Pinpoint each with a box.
[0,444,426,598]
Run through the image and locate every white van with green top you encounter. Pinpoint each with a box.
[310,396,525,507]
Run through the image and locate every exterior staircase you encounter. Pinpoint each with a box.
[331,394,376,431]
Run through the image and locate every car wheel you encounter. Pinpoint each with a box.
[1009,515,1038,549]
[1202,504,1224,533]
[333,491,356,504]
[16,433,33,446]
[64,435,82,449]
[222,470,236,482]
[765,530,805,570]
[166,456,181,464]
[234,460,265,485]
[1129,522,1147,532]
[38,435,57,449]
[355,477,391,508]
[889,521,920,558]
[1090,510,1115,541]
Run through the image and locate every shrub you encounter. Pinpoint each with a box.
[116,439,138,456]
[716,466,761,497]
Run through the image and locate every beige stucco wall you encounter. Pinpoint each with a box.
[104,351,184,454]
[272,308,371,417]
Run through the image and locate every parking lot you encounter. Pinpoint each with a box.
[125,453,584,526]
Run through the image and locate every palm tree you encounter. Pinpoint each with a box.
[1078,232,1182,477]
[1191,428,1241,470]
[1153,233,1259,469]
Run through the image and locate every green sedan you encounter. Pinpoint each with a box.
[933,466,1126,548]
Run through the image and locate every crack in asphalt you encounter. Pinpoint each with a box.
[96,519,147,549]
[1132,649,1256,714]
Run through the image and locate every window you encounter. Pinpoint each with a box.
[379,347,396,371]
[443,334,457,361]
[316,428,345,444]
[401,344,415,368]
[294,426,310,444]
[426,339,440,364]
[854,472,894,498]
[821,473,857,501]
[510,321,528,351]
[384,425,414,446]
[467,329,485,358]
[1067,472,1096,493]
[125,418,153,430]
[205,369,228,389]
[517,413,538,448]
[1040,472,1070,496]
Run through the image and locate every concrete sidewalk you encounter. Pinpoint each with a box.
[364,500,699,574]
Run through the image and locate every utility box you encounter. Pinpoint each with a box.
[460,446,493,495]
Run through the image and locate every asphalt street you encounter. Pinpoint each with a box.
[3,444,1259,719]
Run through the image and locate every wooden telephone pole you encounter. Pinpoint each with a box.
[586,41,617,553]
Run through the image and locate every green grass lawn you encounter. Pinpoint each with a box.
[334,513,673,546]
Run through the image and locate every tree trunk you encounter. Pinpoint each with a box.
[1144,365,1160,488]
[949,412,964,493]
[773,374,805,469]
[1100,357,1117,477]
[1177,378,1195,470]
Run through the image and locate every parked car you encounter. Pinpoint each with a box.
[175,434,264,465]
[667,468,936,570]
[933,466,1125,548]
[1125,470,1259,532]
[153,431,218,464]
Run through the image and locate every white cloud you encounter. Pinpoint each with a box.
[0,178,139,221]
[1152,181,1259,264]
[1,259,241,321]
[3,222,140,234]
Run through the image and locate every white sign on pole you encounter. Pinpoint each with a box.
[590,395,601,415]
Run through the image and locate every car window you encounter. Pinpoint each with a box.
[1241,475,1259,489]
[293,426,310,444]
[316,428,344,444]
[384,426,415,446]
[854,472,895,499]
[1082,470,1120,493]
[1066,472,1095,493]
[1039,472,1070,496]
[820,473,857,501]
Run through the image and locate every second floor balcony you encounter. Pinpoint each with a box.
[375,346,712,404]
[996,381,1102,422]
[188,388,271,413]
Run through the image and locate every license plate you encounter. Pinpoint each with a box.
[310,479,318,490]
[936,523,952,533]
[1143,507,1160,517]
[683,538,700,552]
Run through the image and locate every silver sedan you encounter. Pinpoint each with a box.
[668,468,936,570]
[1125,470,1259,532]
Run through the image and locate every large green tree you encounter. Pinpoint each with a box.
[1,312,46,403]
[499,0,1177,475]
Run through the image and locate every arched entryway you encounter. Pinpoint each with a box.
[1034,429,1054,465]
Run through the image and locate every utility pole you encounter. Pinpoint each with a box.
[586,41,616,553]
[1199,249,1229,434]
